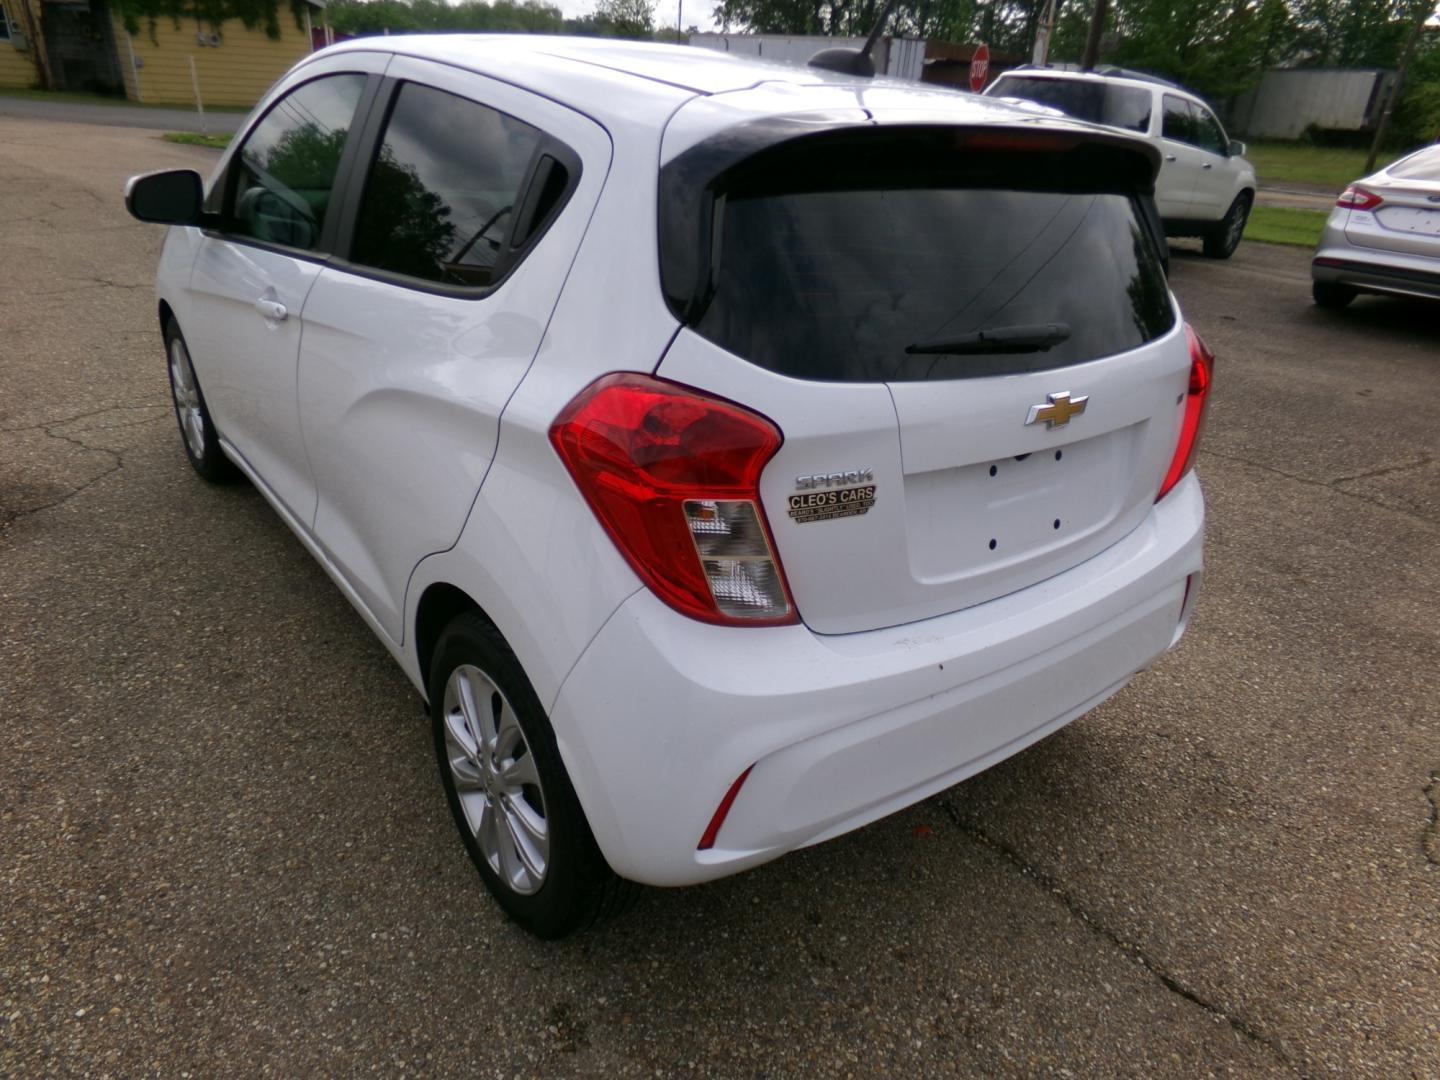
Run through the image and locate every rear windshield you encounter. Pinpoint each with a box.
[992,76,1152,134]
[683,132,1174,383]
[1389,145,1440,181]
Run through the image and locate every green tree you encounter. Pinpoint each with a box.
[113,0,311,39]
[328,0,565,33]
[593,0,657,37]
[1391,27,1440,145]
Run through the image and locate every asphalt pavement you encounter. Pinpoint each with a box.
[1,115,1437,1078]
[0,93,246,134]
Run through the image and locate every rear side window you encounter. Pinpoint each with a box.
[992,76,1151,133]
[229,74,367,250]
[350,82,546,287]
[678,129,1174,382]
[1162,94,1196,144]
[1389,146,1440,180]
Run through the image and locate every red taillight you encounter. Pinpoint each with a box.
[1336,185,1383,210]
[698,765,754,850]
[1157,324,1214,502]
[550,373,797,626]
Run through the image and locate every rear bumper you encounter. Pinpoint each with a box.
[1312,254,1440,300]
[1312,215,1440,301]
[551,472,1205,887]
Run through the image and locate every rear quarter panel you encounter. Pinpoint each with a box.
[404,70,692,707]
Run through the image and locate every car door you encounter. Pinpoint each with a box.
[1187,101,1235,219]
[184,57,383,519]
[295,58,611,642]
[1155,93,1203,220]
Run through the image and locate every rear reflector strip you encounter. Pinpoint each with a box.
[698,765,755,850]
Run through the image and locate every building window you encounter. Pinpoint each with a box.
[0,3,13,41]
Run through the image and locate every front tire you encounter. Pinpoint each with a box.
[429,611,633,938]
[1312,281,1357,310]
[1202,192,1251,259]
[163,318,237,483]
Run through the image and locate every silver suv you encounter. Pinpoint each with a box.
[986,66,1257,259]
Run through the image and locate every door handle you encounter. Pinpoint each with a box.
[1201,162,1213,169]
[1164,154,1177,162]
[255,298,288,321]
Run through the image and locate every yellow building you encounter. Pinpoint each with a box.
[0,0,325,107]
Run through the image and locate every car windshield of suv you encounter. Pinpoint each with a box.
[681,129,1174,382]
[993,76,1152,134]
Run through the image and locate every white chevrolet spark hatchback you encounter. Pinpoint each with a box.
[126,36,1211,937]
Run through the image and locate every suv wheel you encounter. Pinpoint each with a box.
[428,611,635,938]
[1312,281,1357,310]
[1202,192,1251,259]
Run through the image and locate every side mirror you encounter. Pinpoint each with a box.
[125,169,204,225]
[1228,139,1247,158]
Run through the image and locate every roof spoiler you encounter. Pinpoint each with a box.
[807,0,898,78]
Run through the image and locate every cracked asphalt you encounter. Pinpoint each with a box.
[2,114,1438,1078]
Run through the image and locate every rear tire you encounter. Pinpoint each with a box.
[163,318,238,483]
[1312,281,1357,310]
[1202,193,1251,259]
[428,611,635,938]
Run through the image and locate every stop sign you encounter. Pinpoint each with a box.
[969,43,990,93]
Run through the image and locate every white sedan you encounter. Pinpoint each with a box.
[1312,144,1440,308]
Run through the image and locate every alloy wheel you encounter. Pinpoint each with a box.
[168,337,206,459]
[442,664,550,895]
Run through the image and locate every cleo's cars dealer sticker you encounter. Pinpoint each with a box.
[787,485,877,524]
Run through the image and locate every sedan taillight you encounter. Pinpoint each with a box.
[1336,185,1383,210]
[1157,324,1214,502]
[550,373,797,626]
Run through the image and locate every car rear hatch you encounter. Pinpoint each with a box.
[655,117,1190,635]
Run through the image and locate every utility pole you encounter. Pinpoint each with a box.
[1080,0,1109,71]
[1365,0,1435,172]
[1033,0,1059,65]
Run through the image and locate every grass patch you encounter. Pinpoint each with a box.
[0,87,251,112]
[1244,205,1329,248]
[164,131,232,149]
[1246,141,1398,190]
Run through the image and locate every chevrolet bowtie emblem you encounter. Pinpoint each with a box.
[1025,391,1089,429]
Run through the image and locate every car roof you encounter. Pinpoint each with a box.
[311,35,1158,170]
[322,35,873,100]
[318,35,1074,123]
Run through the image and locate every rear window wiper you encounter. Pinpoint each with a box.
[905,323,1072,355]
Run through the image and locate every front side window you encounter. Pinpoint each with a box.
[1190,104,1227,155]
[349,82,546,287]
[1161,94,1195,145]
[228,73,366,251]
